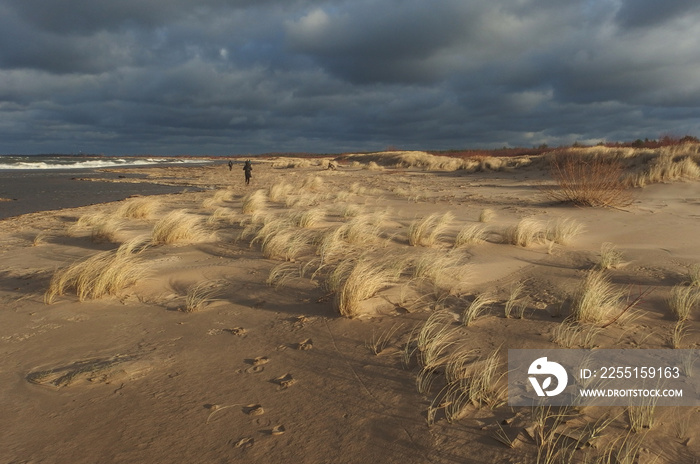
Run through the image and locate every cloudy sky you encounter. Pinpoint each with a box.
[1,0,700,155]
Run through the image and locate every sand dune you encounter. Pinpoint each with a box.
[1,148,699,463]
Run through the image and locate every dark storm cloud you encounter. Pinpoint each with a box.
[0,0,699,155]
[615,0,700,28]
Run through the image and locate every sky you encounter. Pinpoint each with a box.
[1,0,700,155]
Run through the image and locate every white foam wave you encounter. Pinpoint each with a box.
[0,157,210,170]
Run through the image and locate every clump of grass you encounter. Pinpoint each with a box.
[414,311,458,370]
[207,207,237,226]
[117,197,160,219]
[407,212,454,247]
[410,250,464,287]
[202,189,233,209]
[502,218,547,247]
[32,230,50,246]
[44,239,147,304]
[288,208,325,228]
[545,151,633,207]
[551,319,601,348]
[454,224,487,247]
[437,349,505,423]
[597,242,623,270]
[317,213,385,263]
[667,284,699,321]
[462,293,497,326]
[242,189,267,214]
[260,229,315,261]
[687,263,700,287]
[268,182,294,202]
[300,176,324,192]
[546,217,584,245]
[328,255,406,318]
[479,208,495,223]
[670,320,687,348]
[503,282,525,318]
[90,216,125,243]
[627,399,657,432]
[570,270,623,323]
[151,210,209,245]
[182,282,220,312]
[366,323,403,355]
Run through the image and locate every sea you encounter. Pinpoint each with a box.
[0,155,214,219]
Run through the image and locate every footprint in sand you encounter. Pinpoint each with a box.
[272,373,296,389]
[296,338,313,350]
[243,404,264,416]
[226,327,247,336]
[245,365,265,374]
[26,354,151,388]
[269,425,285,436]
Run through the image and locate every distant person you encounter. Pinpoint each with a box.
[243,160,252,185]
[228,160,233,171]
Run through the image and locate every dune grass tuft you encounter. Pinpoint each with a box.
[242,189,267,214]
[570,270,623,323]
[408,212,454,247]
[462,293,497,326]
[117,197,160,219]
[151,210,209,245]
[546,217,584,245]
[597,242,623,270]
[44,238,147,304]
[90,216,125,243]
[182,282,220,313]
[479,208,495,223]
[328,255,406,318]
[667,284,699,321]
[454,224,487,247]
[502,218,547,247]
[687,264,700,287]
[268,182,294,202]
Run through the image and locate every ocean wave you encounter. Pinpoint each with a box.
[0,157,211,170]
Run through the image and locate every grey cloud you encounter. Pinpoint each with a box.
[0,0,699,155]
[615,0,700,28]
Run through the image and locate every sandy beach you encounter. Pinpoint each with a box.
[1,147,699,463]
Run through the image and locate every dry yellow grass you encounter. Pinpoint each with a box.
[502,218,547,247]
[327,255,406,318]
[408,212,454,247]
[151,210,209,245]
[241,189,267,214]
[454,224,487,247]
[570,270,623,323]
[44,239,147,304]
[116,197,161,219]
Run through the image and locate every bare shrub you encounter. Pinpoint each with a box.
[544,152,632,207]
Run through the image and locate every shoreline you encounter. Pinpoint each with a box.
[0,168,201,220]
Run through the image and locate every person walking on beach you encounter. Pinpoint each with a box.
[243,160,252,185]
[228,160,233,171]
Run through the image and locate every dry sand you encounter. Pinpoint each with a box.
[1,151,699,463]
